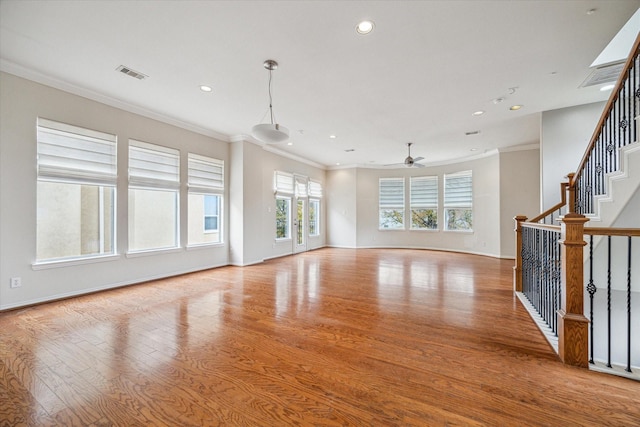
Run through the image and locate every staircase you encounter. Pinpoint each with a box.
[514,32,640,381]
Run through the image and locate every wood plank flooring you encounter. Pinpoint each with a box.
[1,248,639,426]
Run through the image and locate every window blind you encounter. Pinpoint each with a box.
[444,171,472,207]
[379,178,405,207]
[274,171,294,194]
[37,118,117,185]
[188,153,224,193]
[295,177,308,198]
[129,140,180,189]
[410,176,437,208]
[308,181,323,198]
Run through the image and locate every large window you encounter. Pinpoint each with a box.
[410,176,438,230]
[274,171,294,240]
[444,170,473,231]
[128,140,180,252]
[276,197,291,239]
[36,118,117,262]
[187,153,224,246]
[379,177,405,229]
[308,180,322,237]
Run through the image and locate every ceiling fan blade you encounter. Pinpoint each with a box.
[412,156,424,162]
[413,162,426,168]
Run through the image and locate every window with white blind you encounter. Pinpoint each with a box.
[410,176,438,230]
[379,177,405,229]
[187,153,224,246]
[308,180,322,237]
[128,140,180,252]
[444,170,473,231]
[274,171,294,240]
[36,118,117,262]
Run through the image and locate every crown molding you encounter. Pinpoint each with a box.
[230,134,327,170]
[0,59,231,142]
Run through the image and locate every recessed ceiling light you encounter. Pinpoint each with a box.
[472,110,485,116]
[493,97,505,104]
[287,142,293,146]
[600,84,615,91]
[336,162,341,166]
[587,8,597,15]
[199,85,212,92]
[329,134,337,139]
[510,105,523,111]
[356,20,374,35]
[470,148,478,152]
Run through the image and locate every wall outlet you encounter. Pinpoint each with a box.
[10,277,22,288]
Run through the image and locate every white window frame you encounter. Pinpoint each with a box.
[188,153,224,245]
[35,118,118,263]
[128,139,180,252]
[379,177,405,230]
[444,170,473,232]
[274,171,294,240]
[410,176,438,230]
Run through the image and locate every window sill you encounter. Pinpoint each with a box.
[443,229,474,233]
[409,228,439,232]
[186,242,225,251]
[32,253,121,270]
[126,247,183,258]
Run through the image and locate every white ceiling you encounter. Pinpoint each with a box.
[1,1,639,169]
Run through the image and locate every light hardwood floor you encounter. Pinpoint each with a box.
[1,248,639,426]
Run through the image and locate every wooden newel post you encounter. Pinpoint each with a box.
[557,212,589,367]
[513,215,528,293]
[566,172,576,214]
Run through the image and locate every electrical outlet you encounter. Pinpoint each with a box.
[10,277,22,288]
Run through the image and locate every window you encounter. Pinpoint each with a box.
[204,195,219,232]
[128,140,180,252]
[410,176,438,230]
[187,153,224,246]
[308,180,322,237]
[36,118,117,262]
[274,171,294,240]
[276,197,291,239]
[444,170,473,231]
[309,199,320,237]
[379,178,405,229]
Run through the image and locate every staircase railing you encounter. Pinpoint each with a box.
[571,33,640,215]
[514,32,640,376]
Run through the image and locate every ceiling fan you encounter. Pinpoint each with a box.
[385,142,426,168]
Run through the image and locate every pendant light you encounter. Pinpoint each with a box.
[251,59,289,144]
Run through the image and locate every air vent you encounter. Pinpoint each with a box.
[116,65,148,80]
[465,130,480,136]
[580,60,624,88]
[344,149,355,152]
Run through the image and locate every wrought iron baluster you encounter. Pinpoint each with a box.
[587,235,596,364]
[626,236,632,373]
[607,235,612,368]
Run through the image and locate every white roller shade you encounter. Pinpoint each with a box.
[309,180,323,198]
[410,176,438,208]
[37,118,117,185]
[274,171,294,194]
[444,171,472,207]
[188,153,224,193]
[379,178,404,207]
[129,140,180,189]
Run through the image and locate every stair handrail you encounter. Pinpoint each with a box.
[569,32,640,198]
[529,181,568,223]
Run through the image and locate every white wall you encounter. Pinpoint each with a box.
[352,155,502,257]
[541,102,606,211]
[0,72,230,309]
[499,148,541,257]
[326,168,358,248]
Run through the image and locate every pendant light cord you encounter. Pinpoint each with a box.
[268,68,275,125]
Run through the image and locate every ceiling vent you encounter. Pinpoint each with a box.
[580,60,625,88]
[116,65,148,80]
